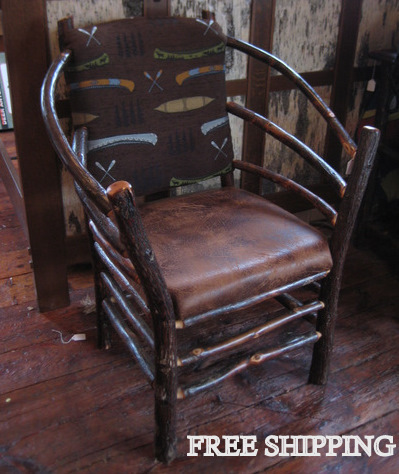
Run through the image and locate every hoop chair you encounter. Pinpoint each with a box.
[41,13,379,463]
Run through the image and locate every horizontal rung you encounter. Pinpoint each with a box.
[275,293,303,310]
[178,331,321,399]
[102,299,154,383]
[179,300,323,366]
[183,271,329,327]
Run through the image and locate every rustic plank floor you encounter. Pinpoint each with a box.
[1,161,399,472]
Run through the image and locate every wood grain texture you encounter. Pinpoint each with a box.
[3,0,70,311]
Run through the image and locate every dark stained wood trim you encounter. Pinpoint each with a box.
[324,0,364,169]
[2,0,69,311]
[241,0,276,194]
[144,0,170,18]
[65,234,91,266]
[226,66,374,97]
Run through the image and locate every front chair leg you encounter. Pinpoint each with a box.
[107,181,179,463]
[154,368,177,463]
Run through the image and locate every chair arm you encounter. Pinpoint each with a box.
[233,160,337,226]
[40,50,111,215]
[227,36,357,159]
[227,101,346,198]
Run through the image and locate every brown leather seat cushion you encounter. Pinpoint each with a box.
[140,187,332,321]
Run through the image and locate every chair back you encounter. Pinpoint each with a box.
[59,17,234,196]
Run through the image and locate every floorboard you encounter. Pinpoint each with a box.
[0,173,398,473]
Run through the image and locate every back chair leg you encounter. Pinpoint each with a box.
[309,273,340,385]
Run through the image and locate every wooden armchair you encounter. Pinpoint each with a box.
[41,12,379,463]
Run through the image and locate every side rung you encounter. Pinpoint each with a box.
[179,300,323,366]
[102,299,154,383]
[178,331,321,399]
[95,242,149,315]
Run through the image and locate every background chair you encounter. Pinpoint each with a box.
[41,11,379,463]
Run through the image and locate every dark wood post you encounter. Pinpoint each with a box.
[107,181,178,464]
[241,0,276,194]
[2,0,69,311]
[324,0,363,170]
[309,125,380,385]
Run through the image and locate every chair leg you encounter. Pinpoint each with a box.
[154,374,177,463]
[308,273,340,385]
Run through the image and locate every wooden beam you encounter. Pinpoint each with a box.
[2,0,69,311]
[324,0,363,169]
[227,66,373,97]
[144,0,170,18]
[241,0,276,194]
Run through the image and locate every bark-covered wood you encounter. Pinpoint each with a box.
[180,301,323,366]
[227,36,357,160]
[75,184,124,254]
[107,181,177,464]
[101,272,153,348]
[309,125,380,385]
[94,242,148,315]
[89,221,138,284]
[41,51,112,215]
[227,101,347,198]
[183,271,329,328]
[102,298,155,382]
[179,331,321,399]
[233,160,338,225]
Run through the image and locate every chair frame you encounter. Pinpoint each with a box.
[41,22,380,463]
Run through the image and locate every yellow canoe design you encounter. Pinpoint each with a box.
[155,96,214,113]
[71,112,99,125]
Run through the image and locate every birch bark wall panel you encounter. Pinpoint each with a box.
[262,0,340,193]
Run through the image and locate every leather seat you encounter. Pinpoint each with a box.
[141,187,333,321]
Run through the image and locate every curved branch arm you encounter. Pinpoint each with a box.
[227,101,347,198]
[227,36,357,159]
[72,126,88,167]
[40,50,112,214]
[233,160,338,226]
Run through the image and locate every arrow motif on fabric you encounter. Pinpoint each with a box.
[95,160,116,183]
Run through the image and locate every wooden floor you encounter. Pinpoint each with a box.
[1,168,399,472]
